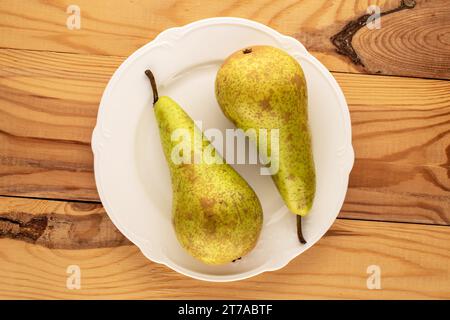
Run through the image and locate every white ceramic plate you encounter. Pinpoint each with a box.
[92,17,354,282]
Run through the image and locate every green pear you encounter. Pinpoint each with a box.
[215,46,315,243]
[145,70,263,265]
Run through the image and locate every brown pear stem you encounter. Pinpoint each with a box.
[297,215,307,244]
[145,69,159,105]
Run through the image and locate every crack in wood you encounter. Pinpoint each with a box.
[325,228,362,238]
[0,211,130,249]
[0,215,47,242]
[330,0,416,67]
[0,128,91,148]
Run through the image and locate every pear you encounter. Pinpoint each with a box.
[145,70,263,265]
[215,46,315,244]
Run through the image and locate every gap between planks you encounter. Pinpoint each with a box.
[0,194,449,229]
[1,46,449,83]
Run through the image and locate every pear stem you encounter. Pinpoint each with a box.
[145,69,159,104]
[297,215,307,244]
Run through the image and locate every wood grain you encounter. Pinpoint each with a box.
[334,72,450,224]
[0,49,122,200]
[1,0,449,300]
[0,196,129,249]
[352,0,450,79]
[0,49,448,224]
[342,160,449,224]
[0,0,448,79]
[0,213,449,299]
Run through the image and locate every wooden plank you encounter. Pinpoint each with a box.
[342,160,450,224]
[0,50,123,200]
[0,197,449,299]
[0,196,129,249]
[334,72,450,224]
[351,0,450,79]
[0,49,448,224]
[0,0,448,79]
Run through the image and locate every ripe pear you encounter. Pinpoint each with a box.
[215,46,315,243]
[145,70,263,265]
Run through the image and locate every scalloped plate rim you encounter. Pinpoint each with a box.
[92,17,354,282]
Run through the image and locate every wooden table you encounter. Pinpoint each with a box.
[0,0,449,299]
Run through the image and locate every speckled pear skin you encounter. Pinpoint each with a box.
[154,96,263,265]
[215,46,315,216]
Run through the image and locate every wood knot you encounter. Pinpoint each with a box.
[402,0,416,9]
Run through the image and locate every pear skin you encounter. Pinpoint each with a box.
[215,46,315,242]
[146,70,263,265]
